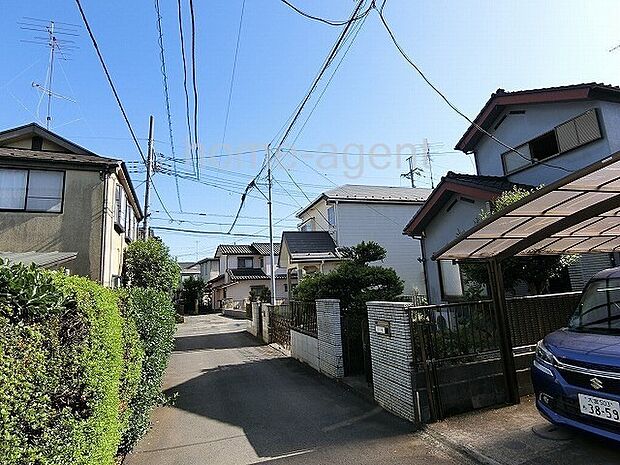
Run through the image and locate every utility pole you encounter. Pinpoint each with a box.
[143,115,154,237]
[45,21,55,129]
[401,155,423,188]
[267,144,277,305]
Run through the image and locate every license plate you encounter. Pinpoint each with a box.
[578,394,620,423]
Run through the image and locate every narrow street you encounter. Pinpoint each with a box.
[124,314,459,465]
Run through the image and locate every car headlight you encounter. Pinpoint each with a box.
[535,340,556,366]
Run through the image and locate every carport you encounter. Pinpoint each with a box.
[433,149,620,405]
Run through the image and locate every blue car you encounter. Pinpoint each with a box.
[532,267,620,442]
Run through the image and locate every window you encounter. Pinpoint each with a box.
[237,257,253,268]
[259,257,264,268]
[300,221,313,232]
[115,185,126,232]
[327,206,336,227]
[0,168,64,212]
[438,260,464,299]
[502,109,602,175]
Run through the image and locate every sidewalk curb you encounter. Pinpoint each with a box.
[421,426,504,465]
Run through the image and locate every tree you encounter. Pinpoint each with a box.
[181,276,207,314]
[461,186,575,297]
[123,238,180,294]
[294,241,403,314]
[248,286,271,303]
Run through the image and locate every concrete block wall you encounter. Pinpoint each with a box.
[316,299,344,379]
[291,330,319,371]
[367,301,418,423]
[261,303,270,343]
[247,302,261,338]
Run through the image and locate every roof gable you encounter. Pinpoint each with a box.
[456,83,620,153]
[403,172,531,237]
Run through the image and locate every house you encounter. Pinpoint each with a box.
[294,184,431,295]
[195,257,220,282]
[0,122,143,287]
[279,230,342,293]
[204,242,289,310]
[178,261,201,282]
[405,83,620,303]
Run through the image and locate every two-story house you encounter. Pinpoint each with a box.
[0,122,142,286]
[404,83,620,304]
[291,184,431,295]
[203,242,289,310]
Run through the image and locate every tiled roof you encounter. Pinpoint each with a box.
[178,261,200,273]
[215,243,281,257]
[0,251,77,268]
[215,244,256,255]
[281,231,341,264]
[251,242,281,256]
[456,83,620,152]
[445,172,531,192]
[0,146,120,167]
[297,184,432,218]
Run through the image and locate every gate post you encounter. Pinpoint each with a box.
[488,259,520,405]
[367,301,420,423]
[316,299,344,379]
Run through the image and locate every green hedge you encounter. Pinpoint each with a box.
[0,264,126,464]
[119,288,176,452]
[0,261,174,463]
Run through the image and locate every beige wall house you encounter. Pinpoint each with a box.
[202,243,290,310]
[0,123,143,286]
[279,231,341,294]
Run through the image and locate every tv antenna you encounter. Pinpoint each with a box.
[19,17,80,129]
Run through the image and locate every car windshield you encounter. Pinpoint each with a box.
[569,278,620,333]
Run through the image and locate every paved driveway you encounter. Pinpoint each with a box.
[124,314,458,465]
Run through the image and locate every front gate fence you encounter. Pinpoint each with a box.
[410,291,582,421]
[269,301,317,349]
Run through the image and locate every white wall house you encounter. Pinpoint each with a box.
[296,185,431,295]
[405,83,620,304]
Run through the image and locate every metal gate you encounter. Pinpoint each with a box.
[269,304,292,349]
[341,309,372,382]
[410,292,582,422]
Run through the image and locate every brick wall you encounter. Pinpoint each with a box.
[367,301,418,423]
[316,299,344,379]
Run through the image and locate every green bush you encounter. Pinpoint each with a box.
[0,262,128,465]
[123,238,181,294]
[119,287,176,452]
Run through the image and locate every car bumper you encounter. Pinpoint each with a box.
[532,360,620,443]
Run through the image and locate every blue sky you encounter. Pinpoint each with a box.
[0,0,618,260]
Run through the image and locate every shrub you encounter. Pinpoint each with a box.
[0,262,127,465]
[118,287,176,452]
[181,276,206,314]
[123,238,181,294]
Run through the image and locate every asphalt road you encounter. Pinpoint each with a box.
[124,314,458,465]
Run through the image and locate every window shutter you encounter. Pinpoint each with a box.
[574,109,601,145]
[556,119,580,153]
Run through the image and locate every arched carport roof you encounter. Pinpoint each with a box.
[434,150,620,262]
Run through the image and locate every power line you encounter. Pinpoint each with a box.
[279,0,373,27]
[188,0,201,177]
[228,0,371,233]
[154,0,183,210]
[74,0,174,221]
[153,225,269,238]
[375,5,571,174]
[153,209,298,221]
[176,0,196,177]
[219,0,246,165]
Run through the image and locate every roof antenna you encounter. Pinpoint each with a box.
[20,18,80,129]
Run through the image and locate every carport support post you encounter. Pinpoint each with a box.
[487,259,520,405]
